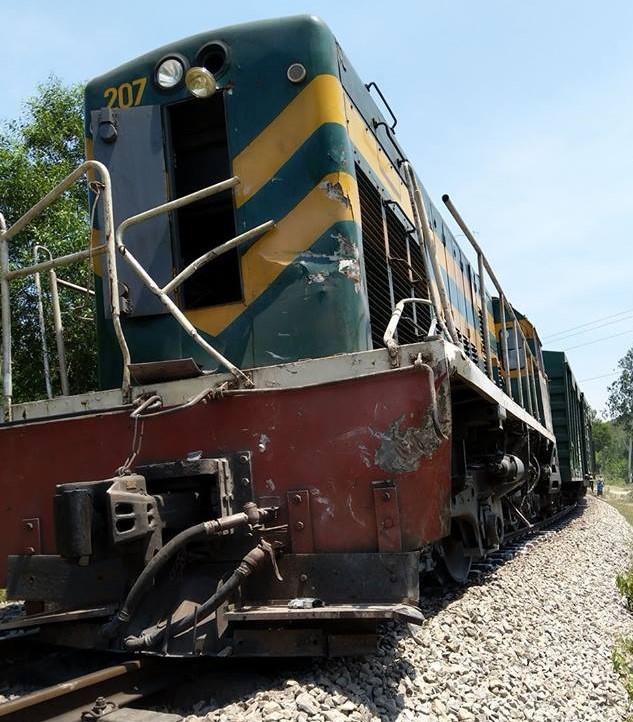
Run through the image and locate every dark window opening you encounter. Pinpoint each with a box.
[167,94,241,309]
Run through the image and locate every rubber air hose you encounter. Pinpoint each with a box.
[101,506,261,640]
[124,543,268,651]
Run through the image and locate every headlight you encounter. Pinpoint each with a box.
[156,58,185,89]
[185,67,217,99]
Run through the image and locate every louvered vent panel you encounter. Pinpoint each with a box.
[406,231,433,337]
[357,166,392,348]
[385,206,416,344]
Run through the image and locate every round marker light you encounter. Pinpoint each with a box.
[156,58,185,89]
[185,67,217,98]
[287,63,307,84]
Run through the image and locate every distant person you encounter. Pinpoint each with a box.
[597,479,604,497]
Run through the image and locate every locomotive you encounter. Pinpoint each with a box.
[0,16,593,657]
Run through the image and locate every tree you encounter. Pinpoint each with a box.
[0,77,95,406]
[607,346,633,483]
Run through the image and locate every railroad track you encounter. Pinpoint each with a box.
[0,656,184,722]
[0,501,586,721]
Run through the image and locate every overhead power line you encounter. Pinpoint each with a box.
[578,371,621,383]
[548,313,633,342]
[564,328,633,351]
[545,308,633,340]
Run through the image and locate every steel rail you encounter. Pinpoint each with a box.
[0,658,178,722]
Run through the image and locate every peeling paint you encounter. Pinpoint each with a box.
[338,258,361,292]
[310,487,335,518]
[265,478,275,491]
[307,272,327,284]
[319,180,352,208]
[373,413,445,474]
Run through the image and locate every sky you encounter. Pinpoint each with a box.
[1,0,632,414]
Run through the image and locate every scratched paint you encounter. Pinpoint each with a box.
[319,180,352,208]
[373,412,445,474]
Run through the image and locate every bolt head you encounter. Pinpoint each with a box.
[382,492,391,502]
[294,521,305,531]
[292,494,302,505]
[383,518,393,529]
[239,454,249,464]
[299,573,308,583]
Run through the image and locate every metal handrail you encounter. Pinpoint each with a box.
[0,161,130,422]
[402,162,461,348]
[442,193,541,421]
[1,164,275,420]
[383,297,435,362]
[114,177,274,389]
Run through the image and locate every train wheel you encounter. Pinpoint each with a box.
[436,534,472,585]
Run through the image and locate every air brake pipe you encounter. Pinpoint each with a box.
[402,162,461,348]
[101,503,271,640]
[124,542,270,650]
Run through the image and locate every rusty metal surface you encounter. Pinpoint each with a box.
[224,602,423,622]
[0,605,116,632]
[129,358,203,385]
[231,628,326,657]
[7,555,126,605]
[286,490,314,553]
[18,518,41,556]
[243,551,419,605]
[0,364,452,587]
[372,482,402,552]
[0,658,179,722]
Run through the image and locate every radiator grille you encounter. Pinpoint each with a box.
[357,165,433,348]
[357,167,392,348]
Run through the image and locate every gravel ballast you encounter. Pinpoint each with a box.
[182,498,633,722]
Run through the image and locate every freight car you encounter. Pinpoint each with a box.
[0,15,591,657]
[543,351,595,493]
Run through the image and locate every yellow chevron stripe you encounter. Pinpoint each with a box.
[232,75,347,208]
[344,93,413,217]
[185,172,360,337]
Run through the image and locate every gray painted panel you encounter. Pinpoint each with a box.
[92,106,172,317]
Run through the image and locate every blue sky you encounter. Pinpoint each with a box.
[2,0,632,414]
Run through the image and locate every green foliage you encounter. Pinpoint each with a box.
[608,347,633,435]
[593,418,629,484]
[0,76,96,404]
[614,567,633,709]
[618,568,633,612]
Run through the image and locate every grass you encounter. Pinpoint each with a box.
[608,498,633,527]
[0,589,5,604]
[611,493,633,713]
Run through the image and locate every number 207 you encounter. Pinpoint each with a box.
[104,78,147,109]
